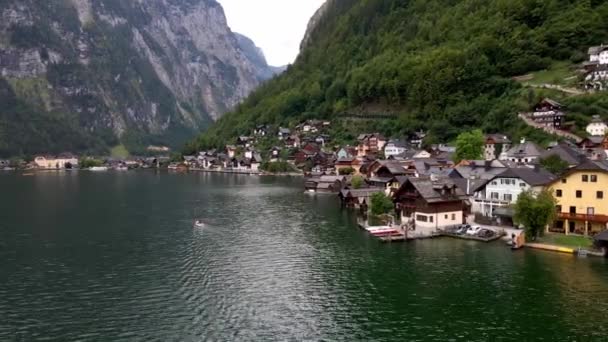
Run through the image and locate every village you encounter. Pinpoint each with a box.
[3,45,608,256]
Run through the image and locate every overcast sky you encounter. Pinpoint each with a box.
[217,0,326,66]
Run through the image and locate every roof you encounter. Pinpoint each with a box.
[541,143,585,165]
[589,45,608,55]
[505,141,543,158]
[485,134,511,144]
[319,176,345,183]
[406,177,468,203]
[493,167,556,186]
[386,139,408,148]
[452,177,490,195]
[573,159,608,172]
[453,164,506,180]
[539,97,562,108]
[340,188,384,198]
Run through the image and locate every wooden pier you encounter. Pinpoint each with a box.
[440,231,506,243]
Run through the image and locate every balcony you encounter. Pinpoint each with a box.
[558,212,608,223]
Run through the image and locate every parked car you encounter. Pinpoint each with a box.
[466,226,482,236]
[456,224,471,234]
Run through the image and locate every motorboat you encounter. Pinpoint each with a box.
[89,166,109,171]
[194,220,206,228]
[365,226,399,237]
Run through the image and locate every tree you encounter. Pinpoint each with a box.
[370,192,394,216]
[454,129,485,162]
[540,155,569,175]
[339,167,355,175]
[513,190,557,241]
[351,175,364,189]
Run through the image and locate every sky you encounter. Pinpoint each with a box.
[217,0,326,66]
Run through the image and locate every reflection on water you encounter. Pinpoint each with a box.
[0,171,607,341]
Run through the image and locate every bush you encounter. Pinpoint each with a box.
[351,175,364,189]
[261,161,296,173]
[370,192,394,216]
[339,167,355,175]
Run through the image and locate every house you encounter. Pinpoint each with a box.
[236,136,251,147]
[586,115,608,136]
[34,153,79,169]
[585,45,608,86]
[305,175,346,193]
[278,127,291,140]
[384,140,408,158]
[548,160,608,235]
[530,98,565,129]
[335,157,362,175]
[250,153,262,172]
[339,188,384,208]
[270,146,282,161]
[501,139,543,164]
[393,176,469,233]
[409,130,426,148]
[357,133,387,157]
[226,145,237,158]
[484,134,511,161]
[540,142,586,167]
[285,135,301,148]
[253,124,269,136]
[244,148,257,159]
[473,167,556,217]
[337,146,357,160]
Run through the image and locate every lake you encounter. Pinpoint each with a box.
[1,171,607,341]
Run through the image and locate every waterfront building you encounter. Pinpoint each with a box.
[34,153,79,169]
[335,157,362,175]
[548,160,608,235]
[393,177,469,233]
[473,167,556,217]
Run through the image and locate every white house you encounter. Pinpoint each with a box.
[472,167,556,217]
[34,153,79,169]
[586,115,608,136]
[384,140,407,158]
[500,139,543,164]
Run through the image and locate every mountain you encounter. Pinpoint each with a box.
[0,0,276,157]
[190,0,608,152]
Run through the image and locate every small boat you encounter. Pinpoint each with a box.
[89,166,109,172]
[365,226,399,237]
[194,220,206,228]
[115,166,129,171]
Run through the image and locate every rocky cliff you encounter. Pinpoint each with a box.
[0,0,277,156]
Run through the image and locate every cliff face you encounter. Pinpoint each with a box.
[0,0,276,155]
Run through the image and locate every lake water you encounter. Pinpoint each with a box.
[1,171,608,341]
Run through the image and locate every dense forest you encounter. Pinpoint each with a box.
[188,0,608,152]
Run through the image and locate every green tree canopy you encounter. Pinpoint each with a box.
[539,155,570,175]
[454,129,485,162]
[351,175,364,189]
[370,192,394,216]
[513,190,557,240]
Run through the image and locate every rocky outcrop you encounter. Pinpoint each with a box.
[0,0,274,154]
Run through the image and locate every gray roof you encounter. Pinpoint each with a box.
[541,143,585,165]
[319,176,345,183]
[486,134,511,144]
[386,139,408,148]
[505,141,543,158]
[340,188,384,198]
[493,167,556,186]
[454,164,507,180]
[589,45,608,55]
[408,177,468,203]
[452,177,489,195]
[573,159,608,172]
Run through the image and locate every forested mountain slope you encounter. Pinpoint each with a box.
[0,0,277,157]
[190,0,608,151]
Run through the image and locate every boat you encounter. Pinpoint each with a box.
[194,220,206,228]
[365,226,399,237]
[115,166,129,171]
[89,166,109,171]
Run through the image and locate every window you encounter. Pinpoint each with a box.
[429,216,434,223]
[561,178,567,184]
[556,189,562,197]
[570,206,576,214]
[576,190,582,198]
[491,192,499,199]
[520,183,526,187]
[416,215,428,222]
[556,205,562,213]
[591,175,598,182]
[582,175,589,182]
[491,181,497,185]
[587,207,595,216]
[451,214,456,220]
[444,214,448,219]
[598,191,604,199]
[504,194,513,202]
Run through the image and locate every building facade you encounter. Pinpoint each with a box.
[548,161,608,235]
[586,115,608,136]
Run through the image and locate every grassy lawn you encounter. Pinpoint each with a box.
[538,233,593,249]
[522,61,578,86]
[110,144,130,159]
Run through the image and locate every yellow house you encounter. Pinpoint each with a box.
[548,160,608,235]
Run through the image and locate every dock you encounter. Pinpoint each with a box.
[440,231,506,243]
